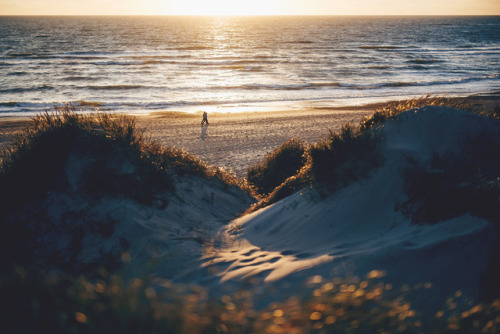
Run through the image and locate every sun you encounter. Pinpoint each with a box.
[171,0,284,16]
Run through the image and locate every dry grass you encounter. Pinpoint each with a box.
[247,139,307,196]
[247,124,381,212]
[249,95,499,211]
[0,106,251,272]
[360,95,499,131]
[2,267,498,334]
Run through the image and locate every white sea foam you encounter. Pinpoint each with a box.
[0,16,499,115]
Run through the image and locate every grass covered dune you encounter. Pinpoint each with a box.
[0,95,500,333]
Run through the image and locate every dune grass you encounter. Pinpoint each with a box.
[247,138,307,196]
[308,124,381,190]
[360,95,500,131]
[0,106,248,273]
[248,95,499,212]
[2,267,498,334]
[247,123,381,212]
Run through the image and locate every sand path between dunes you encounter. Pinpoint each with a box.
[135,108,374,178]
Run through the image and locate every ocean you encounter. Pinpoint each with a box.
[0,16,499,116]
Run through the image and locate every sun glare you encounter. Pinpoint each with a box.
[171,0,284,16]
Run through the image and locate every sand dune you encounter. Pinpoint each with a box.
[204,107,499,314]
[1,100,499,326]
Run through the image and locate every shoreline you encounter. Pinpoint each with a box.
[1,93,499,178]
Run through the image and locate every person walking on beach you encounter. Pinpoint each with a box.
[201,111,209,126]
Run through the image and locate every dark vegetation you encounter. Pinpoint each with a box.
[247,123,382,212]
[2,267,498,334]
[247,138,307,196]
[248,95,499,214]
[399,147,500,225]
[0,97,499,333]
[308,124,381,189]
[0,106,245,273]
[359,95,500,131]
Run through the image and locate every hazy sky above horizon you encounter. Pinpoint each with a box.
[1,0,499,16]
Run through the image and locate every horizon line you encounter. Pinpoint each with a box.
[1,14,500,17]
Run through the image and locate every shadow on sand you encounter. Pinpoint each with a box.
[201,124,208,140]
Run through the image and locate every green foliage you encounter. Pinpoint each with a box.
[399,155,500,226]
[247,139,307,196]
[309,124,381,190]
[247,164,311,213]
[0,107,173,209]
[247,125,382,212]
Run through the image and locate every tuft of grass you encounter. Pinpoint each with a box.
[308,124,382,191]
[247,158,312,213]
[398,156,500,226]
[246,125,382,212]
[247,139,307,196]
[360,95,500,131]
[0,106,174,209]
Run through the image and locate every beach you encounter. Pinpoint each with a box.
[0,107,374,178]
[1,14,500,332]
[2,93,498,178]
[1,94,499,331]
[137,108,376,177]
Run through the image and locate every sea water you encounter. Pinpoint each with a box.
[0,16,499,115]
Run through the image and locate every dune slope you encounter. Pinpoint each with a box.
[207,107,499,310]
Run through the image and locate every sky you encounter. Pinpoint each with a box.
[1,0,499,16]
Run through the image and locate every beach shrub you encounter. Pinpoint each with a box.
[309,124,381,190]
[398,156,500,226]
[397,110,500,225]
[247,159,312,213]
[247,138,307,196]
[248,125,382,211]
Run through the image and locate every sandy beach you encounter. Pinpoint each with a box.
[0,107,376,178]
[2,14,500,332]
[138,108,377,177]
[2,93,499,178]
[1,95,499,331]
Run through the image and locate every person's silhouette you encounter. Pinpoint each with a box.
[201,111,209,126]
